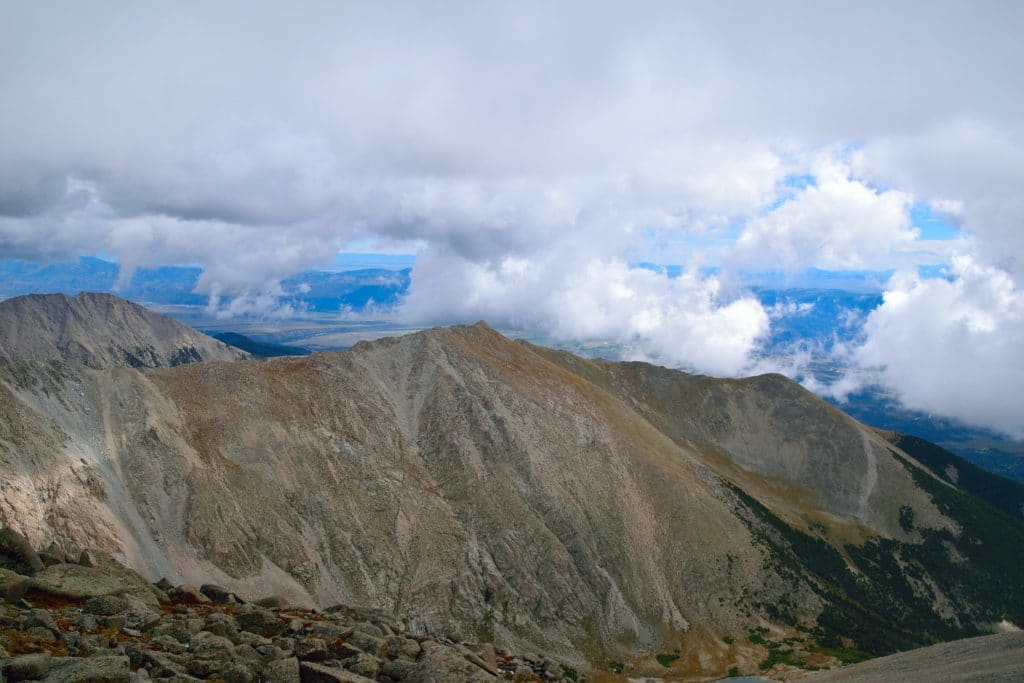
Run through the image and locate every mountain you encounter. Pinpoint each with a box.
[0,295,1021,679]
[0,292,248,368]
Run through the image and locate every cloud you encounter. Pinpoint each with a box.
[401,249,768,376]
[853,257,1024,436]
[1,2,1024,421]
[732,158,917,270]
[853,121,1024,277]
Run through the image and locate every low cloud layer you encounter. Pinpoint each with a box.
[2,2,1023,432]
[854,258,1024,437]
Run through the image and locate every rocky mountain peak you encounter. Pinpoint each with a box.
[0,292,248,368]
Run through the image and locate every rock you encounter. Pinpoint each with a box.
[167,585,211,605]
[462,643,497,672]
[199,583,241,604]
[234,643,261,663]
[263,657,301,683]
[346,631,386,659]
[256,595,289,609]
[295,637,329,662]
[0,528,44,574]
[310,622,353,641]
[461,649,497,676]
[203,611,238,638]
[326,638,363,661]
[513,664,533,681]
[2,652,52,681]
[148,634,186,654]
[140,650,188,678]
[407,618,430,638]
[222,663,255,683]
[154,577,175,592]
[415,645,498,682]
[26,607,59,632]
[44,655,131,683]
[121,595,162,631]
[0,567,29,601]
[104,614,128,630]
[350,621,383,638]
[236,607,286,636]
[298,661,377,683]
[385,636,421,661]
[84,594,129,615]
[380,658,420,681]
[26,625,57,642]
[27,563,159,608]
[186,657,229,679]
[236,630,274,649]
[339,652,379,679]
[189,631,236,660]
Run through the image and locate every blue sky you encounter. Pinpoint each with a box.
[1,1,1022,435]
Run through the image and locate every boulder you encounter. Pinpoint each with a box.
[0,528,43,574]
[84,595,129,616]
[168,585,212,605]
[27,563,160,608]
[0,567,29,601]
[199,584,241,604]
[2,652,52,681]
[263,657,301,683]
[385,636,422,661]
[414,645,498,682]
[189,631,236,660]
[339,652,380,679]
[295,637,329,662]
[255,595,289,609]
[236,608,286,636]
[298,661,377,683]
[346,631,386,659]
[45,655,131,683]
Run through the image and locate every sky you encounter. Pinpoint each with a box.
[1,1,1023,436]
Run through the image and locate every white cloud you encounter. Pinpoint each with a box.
[1,1,1024,429]
[732,159,917,270]
[853,121,1024,277]
[854,256,1024,437]
[400,250,768,376]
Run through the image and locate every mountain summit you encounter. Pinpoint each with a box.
[0,292,247,368]
[0,295,1021,678]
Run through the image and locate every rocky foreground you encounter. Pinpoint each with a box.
[0,532,577,683]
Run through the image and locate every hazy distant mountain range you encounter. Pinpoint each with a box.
[0,256,411,312]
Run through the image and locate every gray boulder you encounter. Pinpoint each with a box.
[0,528,43,574]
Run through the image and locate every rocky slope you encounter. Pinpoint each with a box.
[0,539,554,682]
[0,293,247,368]
[0,296,1021,679]
[806,629,1024,682]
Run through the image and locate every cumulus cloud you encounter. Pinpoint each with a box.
[732,158,916,270]
[854,257,1024,436]
[401,249,768,376]
[2,2,1024,409]
[854,121,1024,277]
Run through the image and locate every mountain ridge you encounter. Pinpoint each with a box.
[0,295,1021,679]
[0,292,248,368]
